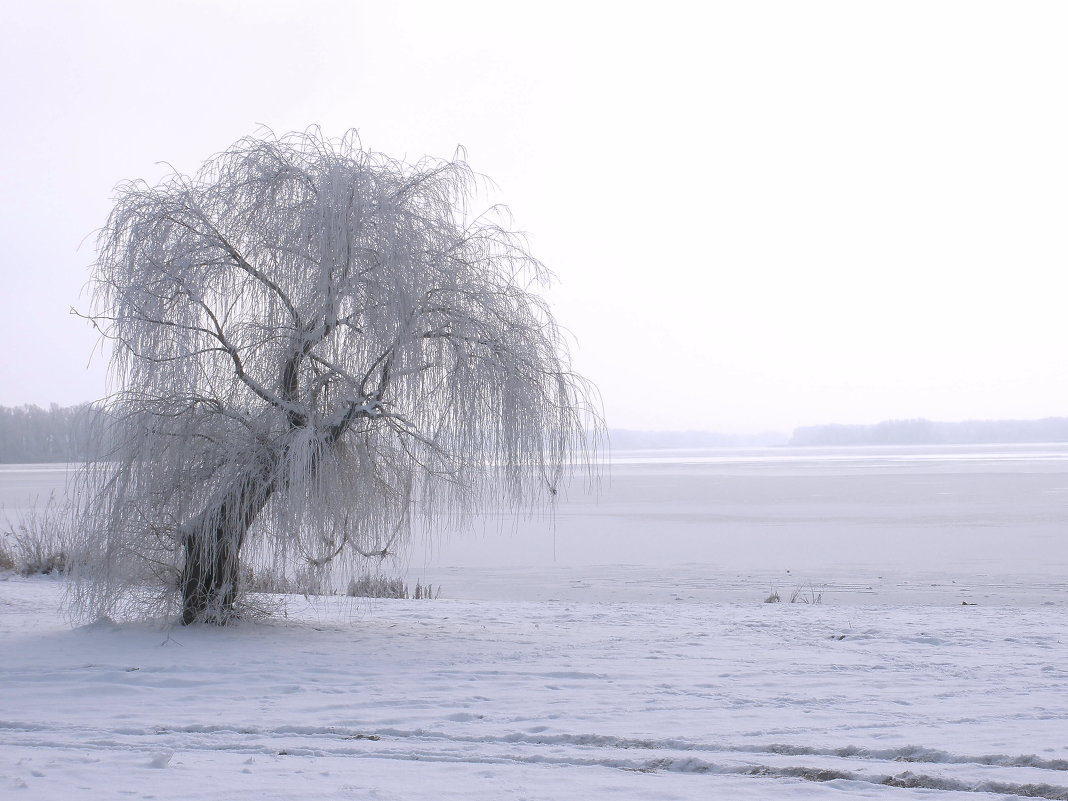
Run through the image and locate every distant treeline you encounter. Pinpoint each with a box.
[3,405,1068,462]
[789,417,1068,447]
[0,404,105,463]
[610,418,1068,450]
[608,429,788,449]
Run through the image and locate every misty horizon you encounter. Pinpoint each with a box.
[3,400,1067,465]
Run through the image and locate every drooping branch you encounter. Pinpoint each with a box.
[188,206,302,330]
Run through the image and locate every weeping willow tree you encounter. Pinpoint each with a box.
[71,129,599,625]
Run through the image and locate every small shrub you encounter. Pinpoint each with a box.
[1,494,71,576]
[412,580,438,600]
[240,565,302,595]
[0,538,15,572]
[764,590,781,603]
[346,574,439,599]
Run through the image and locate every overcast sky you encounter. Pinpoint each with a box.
[1,1,1066,433]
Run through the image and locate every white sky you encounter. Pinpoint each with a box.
[1,0,1066,433]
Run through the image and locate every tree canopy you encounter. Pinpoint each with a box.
[71,129,599,623]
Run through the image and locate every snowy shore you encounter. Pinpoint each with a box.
[2,576,1066,800]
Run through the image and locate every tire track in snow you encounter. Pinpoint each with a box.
[12,721,1063,773]
[4,719,1067,798]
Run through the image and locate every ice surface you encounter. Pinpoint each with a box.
[403,443,1068,606]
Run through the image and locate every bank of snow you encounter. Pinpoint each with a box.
[2,576,1066,800]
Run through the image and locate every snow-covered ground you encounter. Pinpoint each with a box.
[2,444,1066,799]
[2,579,1066,800]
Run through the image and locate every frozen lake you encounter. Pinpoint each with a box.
[3,443,1066,605]
[409,443,1068,605]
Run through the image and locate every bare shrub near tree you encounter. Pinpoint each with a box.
[2,494,71,576]
[70,129,599,624]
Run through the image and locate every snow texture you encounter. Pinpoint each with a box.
[1,576,1066,800]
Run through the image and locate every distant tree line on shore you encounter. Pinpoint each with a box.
[3,405,1068,462]
[789,417,1068,447]
[609,418,1068,450]
[0,404,106,463]
[608,429,788,449]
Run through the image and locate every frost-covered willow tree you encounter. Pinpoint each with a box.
[72,129,598,625]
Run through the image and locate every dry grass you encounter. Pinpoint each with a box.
[765,585,823,604]
[0,538,15,572]
[0,494,70,576]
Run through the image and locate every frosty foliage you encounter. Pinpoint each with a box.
[70,129,599,624]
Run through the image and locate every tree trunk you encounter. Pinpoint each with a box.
[180,476,274,625]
